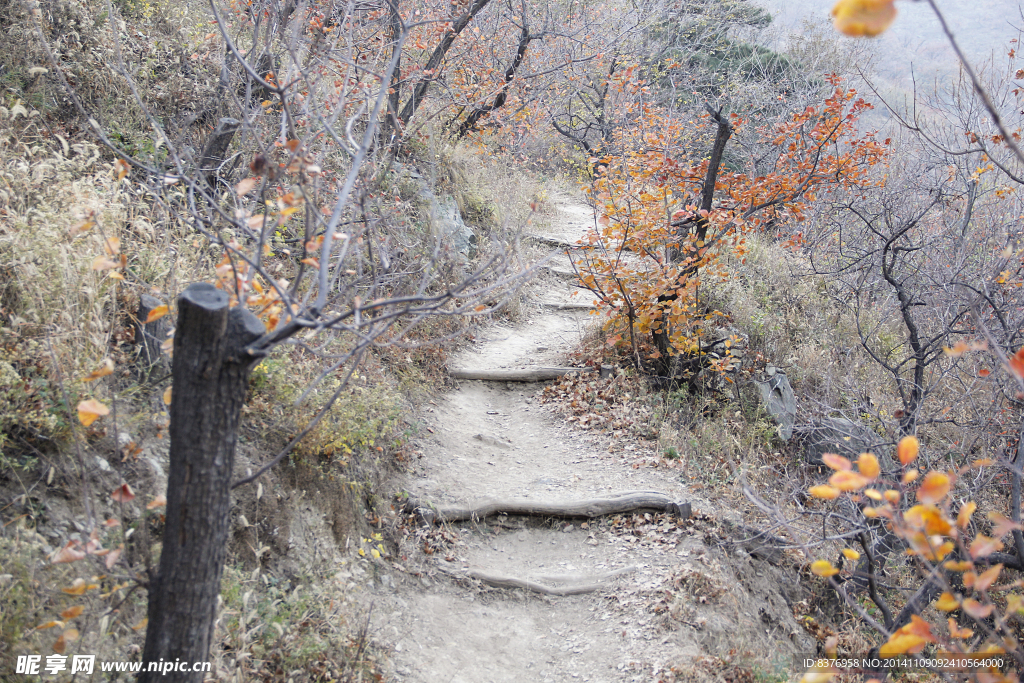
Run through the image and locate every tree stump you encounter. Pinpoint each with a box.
[140,283,264,683]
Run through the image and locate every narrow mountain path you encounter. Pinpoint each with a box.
[372,197,816,683]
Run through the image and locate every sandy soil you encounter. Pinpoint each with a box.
[372,196,816,683]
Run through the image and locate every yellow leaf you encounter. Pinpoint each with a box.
[934,592,960,611]
[857,453,880,479]
[944,560,972,572]
[131,618,148,631]
[77,399,109,426]
[62,628,79,642]
[36,620,64,630]
[799,673,835,683]
[842,548,860,561]
[162,386,172,405]
[82,358,115,382]
[145,305,169,323]
[879,633,926,656]
[897,436,919,465]
[903,469,919,484]
[831,0,897,37]
[864,488,882,500]
[103,236,121,255]
[811,560,839,577]
[809,485,840,499]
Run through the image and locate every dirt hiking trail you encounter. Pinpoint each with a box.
[372,197,817,683]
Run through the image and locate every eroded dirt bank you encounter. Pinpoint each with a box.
[372,197,816,683]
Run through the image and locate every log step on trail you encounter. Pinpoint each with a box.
[449,366,593,382]
[403,491,691,525]
[454,566,638,596]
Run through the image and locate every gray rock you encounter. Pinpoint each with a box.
[392,162,476,259]
[754,372,796,440]
[434,196,475,258]
[797,417,891,469]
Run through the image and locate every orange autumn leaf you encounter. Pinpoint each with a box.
[822,453,852,471]
[857,453,880,479]
[974,564,1003,592]
[969,534,1004,560]
[82,358,115,382]
[879,614,935,656]
[113,158,130,181]
[829,469,869,492]
[943,341,970,357]
[51,541,85,564]
[145,305,169,323]
[958,502,977,529]
[988,511,1023,537]
[916,471,951,505]
[162,386,172,405]
[831,0,897,37]
[842,548,860,561]
[60,605,84,620]
[76,399,109,426]
[947,618,973,639]
[1009,347,1024,379]
[897,436,919,465]
[235,177,259,196]
[147,495,167,509]
[961,598,994,619]
[104,545,123,570]
[110,483,135,503]
[904,504,952,535]
[91,255,120,271]
[36,620,63,631]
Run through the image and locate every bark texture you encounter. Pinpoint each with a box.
[139,283,264,683]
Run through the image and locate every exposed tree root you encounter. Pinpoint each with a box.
[459,566,637,596]
[403,491,691,524]
[449,367,592,381]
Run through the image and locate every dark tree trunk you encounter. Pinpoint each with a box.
[139,283,264,683]
[651,107,733,376]
[454,24,536,139]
